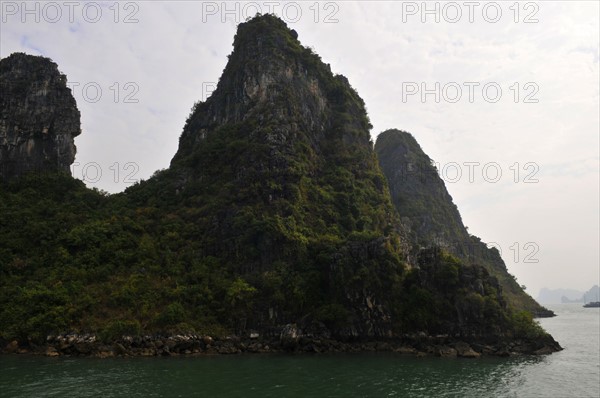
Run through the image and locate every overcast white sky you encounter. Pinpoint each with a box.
[1,1,598,297]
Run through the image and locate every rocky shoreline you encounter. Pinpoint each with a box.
[532,309,557,318]
[1,331,562,359]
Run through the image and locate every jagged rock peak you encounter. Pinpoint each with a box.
[0,52,81,181]
[375,128,554,317]
[375,128,469,250]
[173,14,371,165]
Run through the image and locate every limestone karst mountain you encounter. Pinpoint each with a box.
[129,14,410,337]
[375,129,554,317]
[0,15,560,356]
[0,53,80,181]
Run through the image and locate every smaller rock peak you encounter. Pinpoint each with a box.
[0,52,81,181]
[2,52,57,66]
[0,52,66,85]
[377,129,420,148]
[233,14,299,52]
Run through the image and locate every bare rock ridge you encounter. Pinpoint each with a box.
[375,129,554,317]
[172,15,372,174]
[0,52,80,181]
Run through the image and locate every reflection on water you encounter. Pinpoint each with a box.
[1,304,598,398]
[0,354,543,398]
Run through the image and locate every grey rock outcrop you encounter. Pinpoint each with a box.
[0,52,80,181]
[172,15,369,168]
[375,129,554,317]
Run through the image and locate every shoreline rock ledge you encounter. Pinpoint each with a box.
[1,329,561,359]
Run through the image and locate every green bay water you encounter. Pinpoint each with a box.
[1,304,598,398]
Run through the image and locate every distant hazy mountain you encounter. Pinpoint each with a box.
[538,285,600,304]
[537,288,584,304]
[583,285,600,303]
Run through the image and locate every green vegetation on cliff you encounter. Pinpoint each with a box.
[0,172,545,343]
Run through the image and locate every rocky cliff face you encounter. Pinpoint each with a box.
[131,14,407,338]
[172,15,372,175]
[375,130,468,251]
[375,129,554,317]
[0,53,80,181]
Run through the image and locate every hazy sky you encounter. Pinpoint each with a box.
[1,1,598,296]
